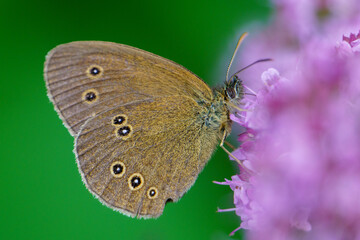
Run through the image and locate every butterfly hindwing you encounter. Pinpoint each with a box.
[75,96,219,217]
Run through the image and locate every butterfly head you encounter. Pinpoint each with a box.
[224,75,244,104]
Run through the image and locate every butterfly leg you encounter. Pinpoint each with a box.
[226,102,249,113]
[219,130,249,170]
[224,140,235,150]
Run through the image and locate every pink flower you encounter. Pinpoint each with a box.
[233,0,360,93]
[216,2,360,237]
[342,31,360,53]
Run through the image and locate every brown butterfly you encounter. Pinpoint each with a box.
[44,33,262,218]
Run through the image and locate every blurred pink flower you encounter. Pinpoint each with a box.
[234,0,360,92]
[216,1,360,239]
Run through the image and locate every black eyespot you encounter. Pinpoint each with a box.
[147,187,158,199]
[86,65,103,78]
[131,176,141,188]
[112,164,123,175]
[90,67,100,75]
[110,161,126,177]
[118,126,131,136]
[85,91,96,102]
[128,173,144,190]
[113,116,125,125]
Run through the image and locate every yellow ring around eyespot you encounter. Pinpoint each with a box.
[110,161,126,178]
[111,114,128,127]
[114,125,133,140]
[147,187,159,199]
[86,64,104,79]
[128,173,144,191]
[81,88,99,104]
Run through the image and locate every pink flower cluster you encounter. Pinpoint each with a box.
[216,1,360,239]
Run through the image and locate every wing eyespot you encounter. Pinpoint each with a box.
[110,161,126,178]
[147,187,158,199]
[114,125,133,140]
[112,114,127,126]
[118,126,131,136]
[82,89,99,104]
[86,64,103,79]
[128,173,144,190]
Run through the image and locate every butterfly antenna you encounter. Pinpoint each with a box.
[229,58,273,80]
[226,32,248,82]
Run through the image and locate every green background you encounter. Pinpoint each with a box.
[0,1,270,239]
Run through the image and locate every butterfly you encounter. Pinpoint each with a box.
[44,33,264,218]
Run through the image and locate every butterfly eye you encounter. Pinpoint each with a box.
[147,187,158,199]
[225,87,236,99]
[112,115,127,126]
[110,161,126,178]
[128,173,144,190]
[86,65,103,78]
[82,89,99,104]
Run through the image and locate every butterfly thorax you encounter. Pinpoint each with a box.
[196,90,232,138]
[195,75,244,138]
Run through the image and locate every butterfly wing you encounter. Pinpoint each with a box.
[75,95,219,218]
[44,41,213,136]
[44,41,220,217]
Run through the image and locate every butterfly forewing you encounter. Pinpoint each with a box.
[44,41,213,136]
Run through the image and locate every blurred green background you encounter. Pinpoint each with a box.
[0,1,270,239]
